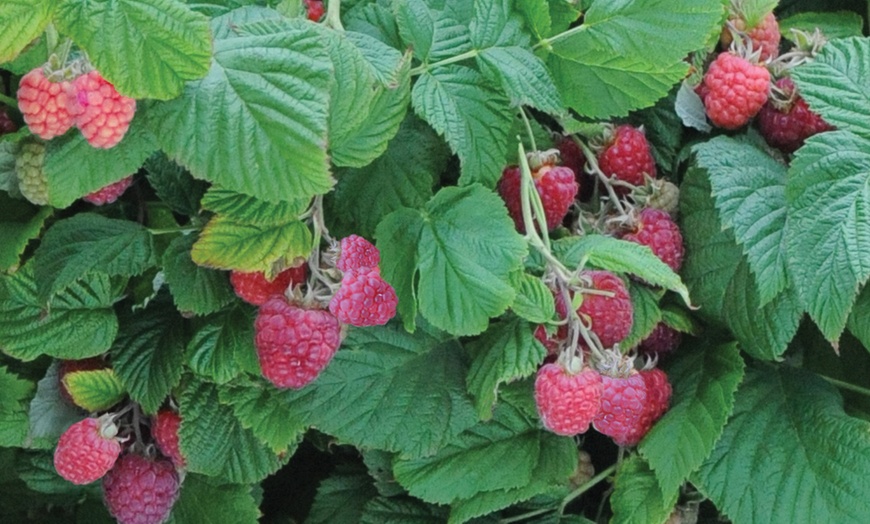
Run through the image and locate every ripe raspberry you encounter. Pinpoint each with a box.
[621,208,685,272]
[102,454,179,524]
[58,357,107,406]
[757,77,833,154]
[534,290,571,355]
[54,417,121,485]
[557,136,592,201]
[152,410,185,468]
[593,371,648,446]
[17,67,74,140]
[15,141,49,205]
[329,268,398,327]
[254,297,342,389]
[230,264,307,306]
[577,271,633,349]
[535,362,603,436]
[597,125,657,189]
[639,322,682,357]
[305,0,324,21]
[497,163,578,233]
[83,176,133,205]
[703,52,770,130]
[623,368,672,445]
[337,235,380,273]
[722,12,781,61]
[0,107,18,135]
[68,70,136,149]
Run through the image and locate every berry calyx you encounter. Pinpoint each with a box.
[497,160,578,233]
[17,67,74,140]
[621,208,685,272]
[757,77,833,154]
[703,52,771,130]
[230,264,308,306]
[337,235,381,273]
[535,361,603,436]
[597,125,657,190]
[68,70,136,149]
[254,297,342,389]
[102,453,180,524]
[329,268,398,327]
[152,409,185,468]
[54,416,121,485]
[576,270,633,349]
[83,176,133,205]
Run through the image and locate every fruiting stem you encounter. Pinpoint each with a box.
[558,463,618,515]
[820,375,870,398]
[45,23,59,57]
[519,108,538,152]
[410,49,480,76]
[0,93,17,108]
[148,226,200,236]
[536,21,587,50]
[325,0,344,31]
[577,140,628,216]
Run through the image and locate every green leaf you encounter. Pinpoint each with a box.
[639,341,744,495]
[509,272,556,324]
[515,0,551,41]
[791,38,870,139]
[466,317,546,420]
[144,154,208,217]
[186,307,260,385]
[478,47,563,114]
[620,284,663,351]
[110,301,185,414]
[344,2,403,50]
[0,366,33,447]
[63,369,125,413]
[56,0,211,100]
[179,379,286,483]
[0,0,54,63]
[166,474,259,524]
[393,396,576,504]
[33,214,156,302]
[0,267,118,361]
[786,130,870,342]
[220,380,307,454]
[148,12,334,203]
[547,0,723,118]
[201,186,309,226]
[378,185,528,336]
[395,0,472,63]
[779,11,864,40]
[162,234,236,316]
[848,286,870,350]
[361,497,446,524]
[693,136,790,305]
[376,208,423,332]
[469,0,527,48]
[191,215,312,272]
[27,363,82,445]
[0,195,51,272]
[308,470,379,524]
[412,66,513,187]
[693,364,870,523]
[738,0,777,27]
[610,454,678,524]
[680,167,802,360]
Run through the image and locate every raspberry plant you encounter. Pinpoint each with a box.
[1,1,870,523]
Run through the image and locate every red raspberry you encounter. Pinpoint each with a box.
[757,78,833,154]
[83,176,133,205]
[746,13,781,61]
[230,264,307,306]
[337,235,380,273]
[621,208,685,272]
[593,371,648,446]
[54,416,121,485]
[68,70,136,149]
[102,454,179,524]
[305,0,324,21]
[534,290,571,355]
[624,368,672,445]
[703,53,770,130]
[0,107,18,135]
[254,297,342,389]
[535,362,603,436]
[58,357,107,406]
[152,410,185,468]
[597,125,657,189]
[639,322,682,357]
[497,163,578,233]
[329,268,398,326]
[557,137,592,201]
[577,271,633,349]
[17,68,74,140]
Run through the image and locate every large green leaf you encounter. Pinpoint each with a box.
[56,0,211,100]
[620,284,662,351]
[394,0,472,63]
[0,196,51,272]
[610,455,678,524]
[63,369,126,413]
[362,497,446,524]
[219,379,307,454]
[186,306,260,385]
[848,286,870,351]
[308,470,379,524]
[162,233,236,316]
[191,215,312,272]
[693,364,870,523]
[27,363,82,445]
[377,185,528,336]
[167,474,259,524]
[786,130,870,343]
[779,12,864,40]
[0,367,34,447]
[0,0,54,63]
[148,10,333,203]
[201,186,309,226]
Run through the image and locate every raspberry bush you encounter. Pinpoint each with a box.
[0,1,869,523]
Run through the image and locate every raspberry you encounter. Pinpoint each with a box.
[17,67,74,140]
[593,371,648,446]
[621,208,685,272]
[0,107,18,135]
[102,454,180,524]
[623,368,672,445]
[329,268,398,327]
[230,264,307,306]
[68,70,136,149]
[746,13,781,61]
[577,271,633,349]
[497,163,578,233]
[254,297,342,389]
[152,410,185,468]
[337,235,380,273]
[83,176,133,205]
[597,125,657,189]
[703,52,770,130]
[639,322,682,357]
[58,357,107,406]
[534,362,603,436]
[757,78,833,154]
[569,450,595,489]
[15,141,49,205]
[305,0,324,21]
[54,416,121,485]
[642,179,680,216]
[557,137,592,201]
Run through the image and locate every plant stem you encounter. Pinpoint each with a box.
[536,22,587,50]
[519,108,538,152]
[820,375,870,398]
[325,0,344,31]
[577,139,627,216]
[558,463,617,515]
[410,49,480,76]
[499,506,553,524]
[148,226,200,236]
[0,93,17,108]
